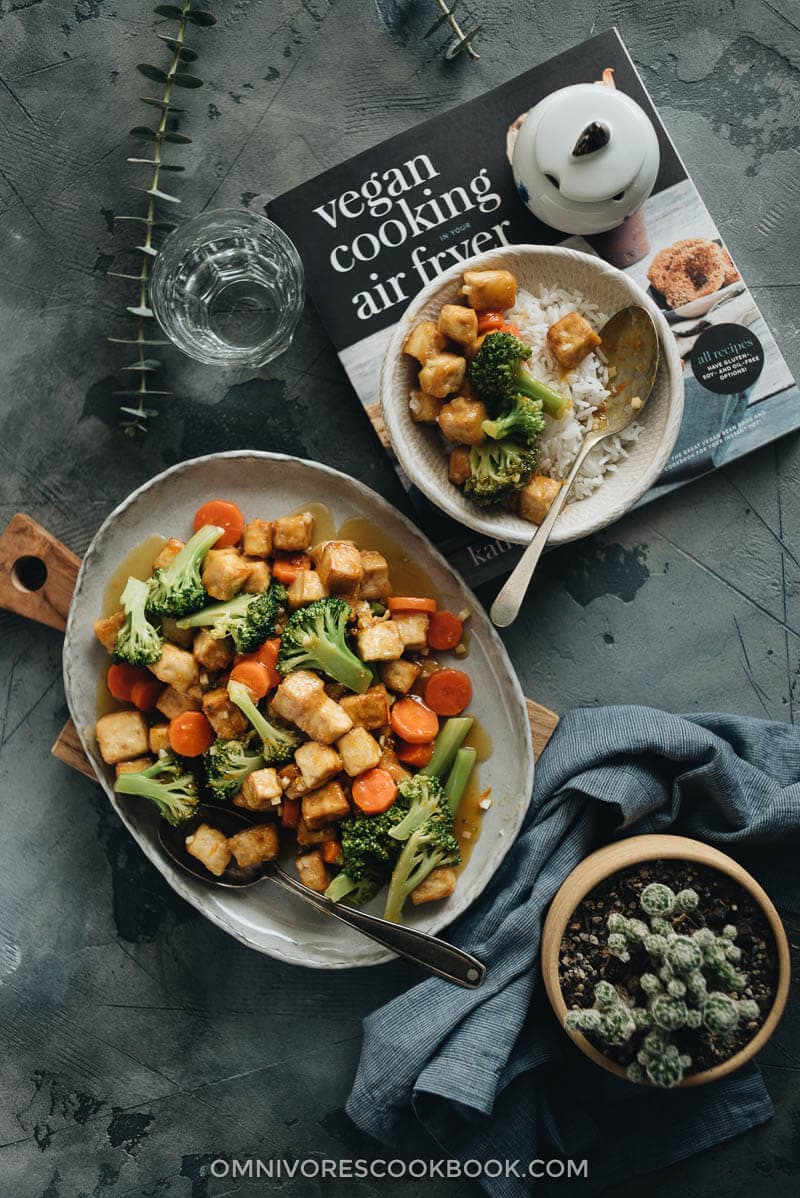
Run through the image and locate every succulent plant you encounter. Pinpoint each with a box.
[564,879,759,1088]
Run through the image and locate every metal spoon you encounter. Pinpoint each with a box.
[491,305,660,628]
[159,804,486,988]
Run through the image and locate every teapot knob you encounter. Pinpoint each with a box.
[571,121,611,158]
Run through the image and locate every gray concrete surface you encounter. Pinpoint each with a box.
[1,1,799,1194]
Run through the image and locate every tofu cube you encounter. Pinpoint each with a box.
[296,818,338,847]
[150,641,200,694]
[274,511,314,552]
[462,268,516,311]
[437,303,478,345]
[437,396,487,446]
[380,658,422,695]
[272,671,352,744]
[518,475,562,526]
[156,685,202,720]
[402,320,446,364]
[301,780,350,830]
[234,768,283,811]
[340,686,390,730]
[160,616,194,649]
[242,518,274,558]
[295,850,329,893]
[93,610,125,654]
[152,537,185,572]
[314,540,363,594]
[243,558,271,594]
[410,866,457,906]
[359,550,391,601]
[546,311,601,370]
[408,389,443,425]
[356,620,404,662]
[418,353,466,399]
[277,763,306,800]
[294,741,343,791]
[185,824,231,877]
[228,823,280,868]
[148,724,171,754]
[96,710,150,765]
[337,727,381,777]
[448,446,472,486]
[202,687,249,739]
[378,743,411,783]
[114,756,154,777]
[287,569,327,611]
[391,612,429,652]
[202,548,251,602]
[303,696,353,745]
[193,628,235,672]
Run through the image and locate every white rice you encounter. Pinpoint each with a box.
[507,286,641,501]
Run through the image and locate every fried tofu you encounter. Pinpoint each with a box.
[228,823,280,868]
[185,824,231,877]
[152,537,185,572]
[448,446,472,486]
[437,396,487,446]
[93,610,125,654]
[391,612,429,652]
[114,756,153,777]
[378,742,411,783]
[462,268,516,311]
[295,850,329,893]
[234,768,283,811]
[287,569,327,610]
[410,866,457,906]
[337,727,381,776]
[518,475,562,525]
[96,709,150,765]
[242,518,273,559]
[272,671,353,744]
[156,685,202,720]
[160,616,194,650]
[202,687,249,740]
[150,641,200,694]
[438,303,479,345]
[408,389,444,424]
[314,540,363,594]
[296,818,338,847]
[277,763,305,800]
[294,741,343,791]
[359,550,391,601]
[356,620,404,662]
[546,311,601,370]
[148,724,171,754]
[340,685,390,730]
[403,320,446,365]
[418,353,466,400]
[243,558,271,594]
[274,511,314,552]
[202,548,251,602]
[380,658,422,695]
[301,780,350,830]
[193,628,235,672]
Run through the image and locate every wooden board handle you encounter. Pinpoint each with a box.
[0,513,81,632]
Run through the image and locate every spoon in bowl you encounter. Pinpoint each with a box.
[158,803,486,988]
[490,305,660,628]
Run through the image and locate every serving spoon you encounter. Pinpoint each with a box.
[159,803,486,988]
[490,305,660,628]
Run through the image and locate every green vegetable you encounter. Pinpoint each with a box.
[146,523,224,617]
[481,395,546,450]
[383,775,461,922]
[421,716,474,780]
[388,774,447,842]
[464,439,538,507]
[469,331,570,419]
[324,795,411,906]
[277,597,371,694]
[114,751,199,826]
[204,737,265,803]
[227,678,299,766]
[444,745,477,814]
[113,576,163,667]
[176,582,286,654]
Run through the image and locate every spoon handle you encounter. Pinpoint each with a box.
[265,863,486,988]
[490,433,601,628]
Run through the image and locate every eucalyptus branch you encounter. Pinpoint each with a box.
[424,0,481,61]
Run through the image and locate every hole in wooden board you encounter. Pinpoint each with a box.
[12,555,48,593]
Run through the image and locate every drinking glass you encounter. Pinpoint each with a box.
[149,209,305,367]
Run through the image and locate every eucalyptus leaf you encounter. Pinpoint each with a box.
[424,1,460,38]
[135,244,159,257]
[445,25,482,58]
[127,157,186,171]
[116,388,173,398]
[108,337,170,346]
[186,10,217,25]
[127,304,155,318]
[137,63,170,83]
[140,96,186,113]
[140,186,181,203]
[157,35,198,61]
[157,163,186,172]
[172,73,203,88]
[108,271,146,281]
[153,4,183,17]
[122,359,161,371]
[163,130,192,143]
[130,125,159,141]
[120,405,166,418]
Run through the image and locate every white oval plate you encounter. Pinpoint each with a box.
[63,452,534,969]
[380,244,684,546]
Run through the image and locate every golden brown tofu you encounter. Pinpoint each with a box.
[185,824,231,877]
[152,537,185,572]
[274,511,314,552]
[193,628,235,672]
[150,641,200,694]
[546,311,601,370]
[277,763,306,800]
[160,616,194,650]
[93,610,125,654]
[294,741,343,791]
[437,303,478,345]
[287,569,327,611]
[234,767,283,811]
[462,268,517,311]
[391,612,429,652]
[202,687,249,740]
[378,742,411,783]
[295,850,329,893]
[242,518,274,558]
[296,818,338,847]
[356,620,404,662]
[156,685,202,720]
[418,353,466,400]
[201,547,251,602]
[114,756,154,777]
[437,396,487,446]
[228,823,280,868]
[410,866,457,906]
[148,724,171,754]
[402,320,446,364]
[314,540,364,594]
[448,446,472,486]
[96,710,150,765]
[337,726,382,777]
[301,780,350,830]
[408,389,444,424]
[340,685,390,730]
[359,551,391,602]
[272,671,353,744]
[380,658,422,695]
[518,475,562,525]
[243,558,271,594]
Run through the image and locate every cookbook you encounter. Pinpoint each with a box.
[269,28,800,586]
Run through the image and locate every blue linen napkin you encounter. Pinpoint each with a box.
[347,707,800,1195]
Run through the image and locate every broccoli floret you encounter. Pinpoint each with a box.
[227,678,299,766]
[469,331,569,418]
[176,582,286,654]
[277,597,372,694]
[114,751,199,826]
[146,524,224,618]
[113,576,163,667]
[324,797,410,906]
[463,439,537,507]
[383,776,461,922]
[481,395,546,450]
[204,737,265,803]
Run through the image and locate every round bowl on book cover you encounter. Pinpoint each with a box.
[380,245,684,546]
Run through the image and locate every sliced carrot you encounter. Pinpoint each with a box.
[130,677,163,712]
[427,610,463,651]
[193,500,245,548]
[236,637,281,689]
[168,711,214,757]
[229,660,271,700]
[320,839,342,865]
[395,739,435,767]
[498,322,521,337]
[281,798,300,829]
[107,663,150,702]
[476,310,507,335]
[390,696,439,744]
[424,668,472,716]
[351,768,398,815]
[272,552,311,585]
[387,596,437,614]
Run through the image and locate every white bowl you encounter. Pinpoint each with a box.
[380,245,684,546]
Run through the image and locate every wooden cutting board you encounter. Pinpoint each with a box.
[0,513,559,780]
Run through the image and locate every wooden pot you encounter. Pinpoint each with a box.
[541,834,791,1086]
